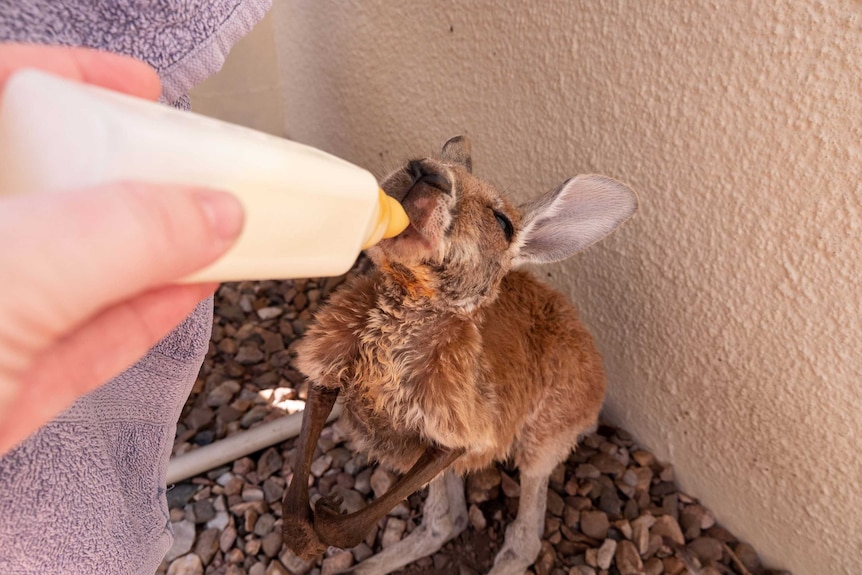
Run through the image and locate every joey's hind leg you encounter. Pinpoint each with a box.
[347,471,467,575]
[487,472,549,575]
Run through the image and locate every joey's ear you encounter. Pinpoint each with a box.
[514,175,638,266]
[440,135,472,172]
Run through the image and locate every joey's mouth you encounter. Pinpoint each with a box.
[382,162,452,242]
[378,164,453,259]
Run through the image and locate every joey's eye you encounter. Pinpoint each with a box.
[493,210,514,242]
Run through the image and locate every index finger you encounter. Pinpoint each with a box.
[0,43,161,100]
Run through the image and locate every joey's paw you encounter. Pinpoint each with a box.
[282,514,327,560]
[314,493,346,519]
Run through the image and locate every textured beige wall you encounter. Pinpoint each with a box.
[201,2,862,573]
[190,11,285,137]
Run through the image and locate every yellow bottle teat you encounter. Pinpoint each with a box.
[362,189,410,249]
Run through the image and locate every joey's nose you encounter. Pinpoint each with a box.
[408,160,452,195]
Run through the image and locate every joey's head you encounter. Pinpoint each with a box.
[367,136,638,311]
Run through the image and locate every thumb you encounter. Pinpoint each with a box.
[0,182,245,375]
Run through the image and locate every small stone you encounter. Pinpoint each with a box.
[257,307,284,320]
[254,513,277,536]
[663,556,686,575]
[687,537,724,563]
[733,542,762,572]
[243,486,265,502]
[575,463,601,479]
[311,454,334,478]
[206,511,229,531]
[631,514,656,555]
[634,467,653,491]
[651,515,685,546]
[623,499,640,520]
[614,540,643,575]
[167,554,204,575]
[165,520,196,562]
[535,541,556,575]
[218,337,239,354]
[265,560,290,575]
[659,464,674,482]
[245,537,261,555]
[321,550,354,575]
[225,548,245,565]
[186,407,215,430]
[262,531,283,558]
[244,508,260,533]
[614,519,632,540]
[352,542,374,563]
[219,525,237,553]
[279,548,313,575]
[466,467,501,503]
[241,405,269,428]
[680,504,711,539]
[550,462,566,486]
[325,446,352,467]
[249,564,266,575]
[381,517,407,548]
[580,510,610,540]
[650,481,677,497]
[569,567,596,575]
[168,484,200,509]
[596,539,616,570]
[643,557,664,575]
[598,487,622,517]
[263,477,285,504]
[661,494,679,522]
[257,448,283,480]
[584,548,598,567]
[589,453,625,475]
[563,506,580,528]
[646,533,663,559]
[547,489,565,517]
[469,504,487,530]
[621,469,638,487]
[235,344,265,364]
[224,476,244,497]
[208,380,241,407]
[500,472,521,498]
[194,528,220,565]
[353,467,373,495]
[370,467,395,497]
[259,330,285,354]
[631,450,655,467]
[568,496,592,511]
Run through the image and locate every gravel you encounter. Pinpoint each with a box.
[159,274,792,575]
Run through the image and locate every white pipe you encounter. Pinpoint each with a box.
[166,402,342,484]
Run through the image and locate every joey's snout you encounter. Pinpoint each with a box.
[407,160,452,195]
[376,159,456,262]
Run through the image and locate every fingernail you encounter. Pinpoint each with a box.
[196,190,245,241]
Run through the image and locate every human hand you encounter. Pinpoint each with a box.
[0,44,245,455]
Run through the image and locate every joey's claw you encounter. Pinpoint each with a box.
[314,493,346,518]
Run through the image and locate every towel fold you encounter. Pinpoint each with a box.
[0,1,270,573]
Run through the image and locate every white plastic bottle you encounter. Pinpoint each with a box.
[0,70,409,282]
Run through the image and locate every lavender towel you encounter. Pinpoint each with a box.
[0,1,270,573]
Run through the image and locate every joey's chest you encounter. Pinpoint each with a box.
[301,305,480,398]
